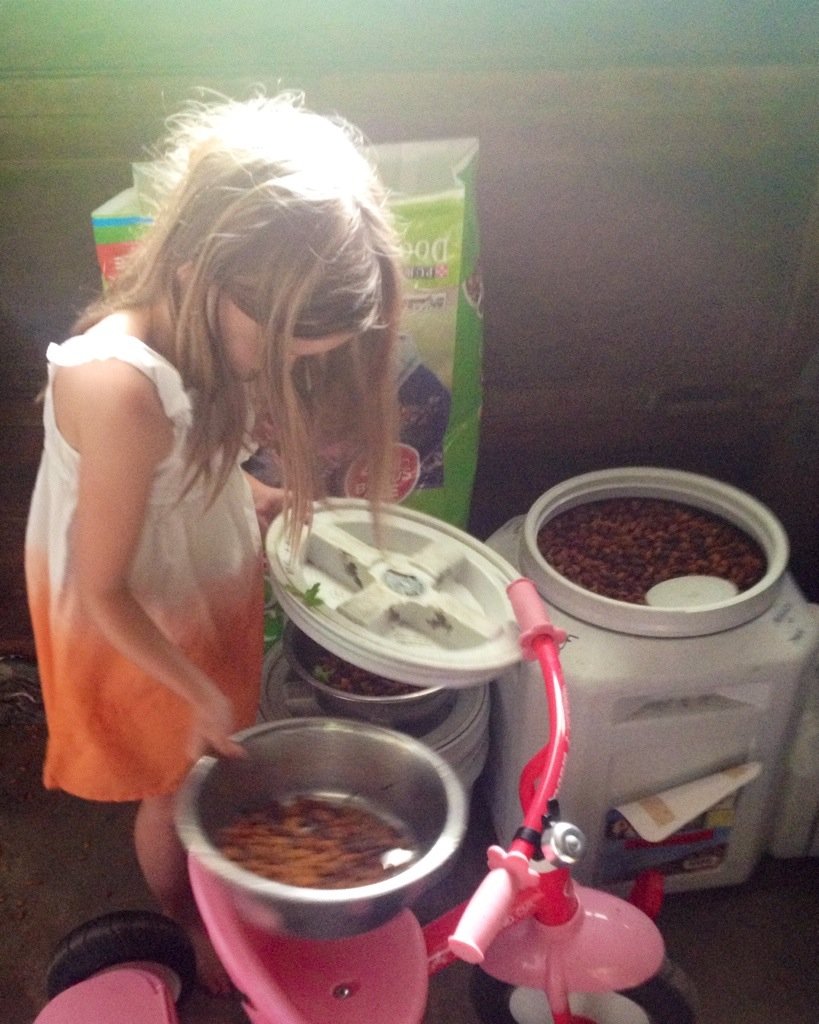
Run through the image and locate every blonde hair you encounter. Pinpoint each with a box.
[76,91,402,542]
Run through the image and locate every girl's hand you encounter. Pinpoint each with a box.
[244,472,285,537]
[188,684,247,761]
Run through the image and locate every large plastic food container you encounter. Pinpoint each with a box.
[485,468,818,892]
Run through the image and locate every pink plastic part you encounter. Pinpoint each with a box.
[448,577,578,965]
[506,578,567,660]
[188,856,307,1024]
[188,855,429,1024]
[480,883,665,996]
[448,851,539,965]
[503,579,572,857]
[33,967,178,1024]
[425,881,548,975]
[423,899,473,974]
[486,845,541,882]
[514,631,570,838]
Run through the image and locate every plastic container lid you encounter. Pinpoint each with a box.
[266,499,522,687]
[519,467,789,638]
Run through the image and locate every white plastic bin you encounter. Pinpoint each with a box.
[485,468,819,893]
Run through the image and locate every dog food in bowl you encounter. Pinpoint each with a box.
[537,497,767,605]
[283,623,453,726]
[217,795,418,889]
[177,719,466,938]
[312,652,417,697]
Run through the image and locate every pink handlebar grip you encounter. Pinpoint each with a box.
[448,867,520,964]
[507,578,567,660]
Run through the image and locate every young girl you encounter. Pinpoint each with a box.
[24,92,402,993]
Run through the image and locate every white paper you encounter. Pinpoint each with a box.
[616,762,763,843]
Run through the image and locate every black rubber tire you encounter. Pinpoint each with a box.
[45,909,197,1004]
[470,957,698,1024]
[618,958,698,1024]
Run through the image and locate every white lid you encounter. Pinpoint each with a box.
[266,499,522,687]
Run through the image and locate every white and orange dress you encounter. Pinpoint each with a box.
[25,335,264,802]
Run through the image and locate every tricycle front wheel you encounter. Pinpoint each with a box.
[470,957,698,1024]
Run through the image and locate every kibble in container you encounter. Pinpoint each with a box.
[519,467,789,638]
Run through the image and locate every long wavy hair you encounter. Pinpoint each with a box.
[75,91,402,544]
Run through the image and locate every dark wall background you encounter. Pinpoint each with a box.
[2,1,818,654]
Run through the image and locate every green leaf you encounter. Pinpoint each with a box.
[285,581,324,608]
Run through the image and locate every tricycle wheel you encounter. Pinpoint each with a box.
[46,910,196,1004]
[470,957,698,1023]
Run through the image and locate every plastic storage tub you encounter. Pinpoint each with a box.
[485,468,818,892]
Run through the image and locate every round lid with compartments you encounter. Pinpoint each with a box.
[265,499,522,687]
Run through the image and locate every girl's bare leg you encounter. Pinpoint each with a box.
[134,793,232,994]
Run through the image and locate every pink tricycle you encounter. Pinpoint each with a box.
[36,579,697,1024]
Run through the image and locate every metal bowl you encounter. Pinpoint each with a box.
[283,622,454,727]
[176,718,466,939]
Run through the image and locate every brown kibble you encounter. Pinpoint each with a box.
[537,497,766,605]
[215,796,417,890]
[312,654,417,697]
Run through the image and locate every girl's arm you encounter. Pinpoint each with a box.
[54,357,243,760]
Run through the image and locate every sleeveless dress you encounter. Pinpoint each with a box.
[24,335,264,801]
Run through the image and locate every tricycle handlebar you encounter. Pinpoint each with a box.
[448,578,572,963]
[506,578,567,660]
[447,850,538,964]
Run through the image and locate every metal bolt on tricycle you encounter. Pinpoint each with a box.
[35,579,697,1024]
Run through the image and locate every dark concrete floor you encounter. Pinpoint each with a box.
[2,718,818,1024]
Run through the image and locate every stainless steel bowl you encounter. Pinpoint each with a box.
[176,718,466,939]
[283,622,454,727]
